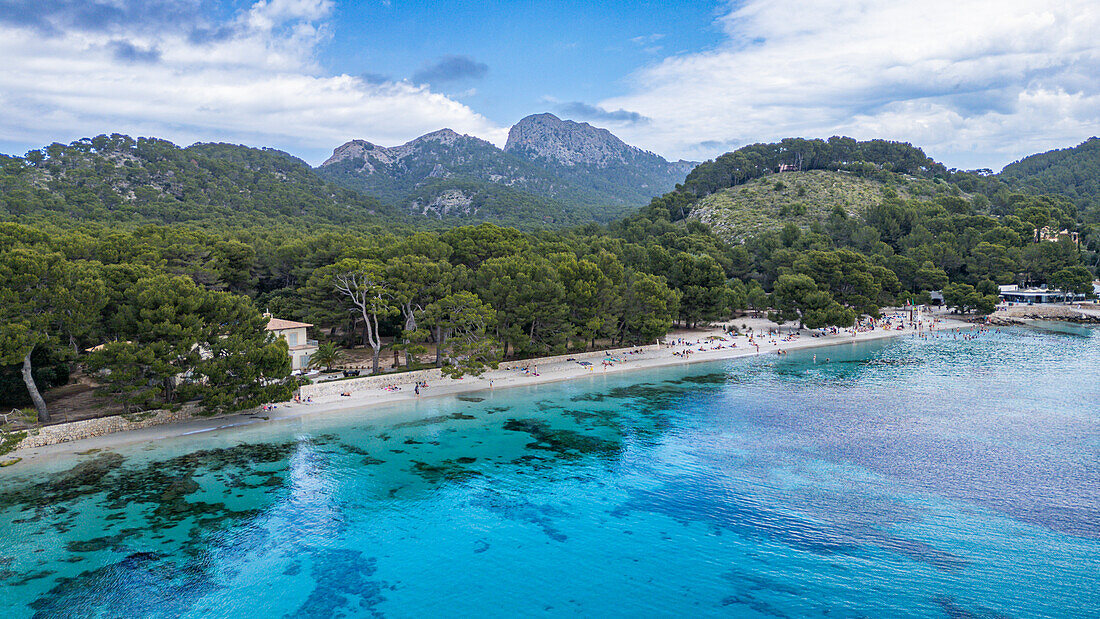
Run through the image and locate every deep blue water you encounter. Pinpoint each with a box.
[1,325,1098,618]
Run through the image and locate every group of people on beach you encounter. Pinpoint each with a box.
[279,308,965,411]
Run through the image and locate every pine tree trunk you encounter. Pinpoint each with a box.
[404,305,416,367]
[434,325,444,367]
[22,349,49,423]
[372,348,380,375]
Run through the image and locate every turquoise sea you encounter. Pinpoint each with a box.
[1,325,1098,618]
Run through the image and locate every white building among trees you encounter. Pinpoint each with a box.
[264,315,318,371]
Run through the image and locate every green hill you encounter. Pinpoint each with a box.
[999,137,1100,214]
[643,136,948,224]
[0,134,400,229]
[688,169,962,242]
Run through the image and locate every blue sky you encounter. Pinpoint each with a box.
[315,1,725,128]
[1,1,1098,169]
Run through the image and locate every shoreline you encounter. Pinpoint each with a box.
[4,313,973,466]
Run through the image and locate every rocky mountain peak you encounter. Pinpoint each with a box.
[321,139,380,166]
[321,129,491,168]
[411,128,463,146]
[504,112,646,167]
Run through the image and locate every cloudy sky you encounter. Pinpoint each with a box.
[1,0,1098,169]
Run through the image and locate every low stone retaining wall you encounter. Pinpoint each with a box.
[496,344,659,371]
[298,368,446,399]
[10,408,195,451]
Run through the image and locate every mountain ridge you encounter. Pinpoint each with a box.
[316,113,696,225]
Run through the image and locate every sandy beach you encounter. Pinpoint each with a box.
[6,310,971,465]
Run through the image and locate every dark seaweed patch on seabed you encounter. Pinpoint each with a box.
[3,443,295,577]
[391,412,476,428]
[934,595,1014,619]
[28,551,220,619]
[570,383,689,410]
[0,452,126,510]
[471,489,569,542]
[502,418,620,460]
[614,477,968,572]
[666,372,730,385]
[291,549,388,618]
[409,458,484,484]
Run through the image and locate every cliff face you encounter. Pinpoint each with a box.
[504,113,646,167]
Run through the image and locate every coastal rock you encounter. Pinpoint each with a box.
[989,305,1100,323]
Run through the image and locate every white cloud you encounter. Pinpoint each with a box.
[602,0,1100,169]
[0,0,506,163]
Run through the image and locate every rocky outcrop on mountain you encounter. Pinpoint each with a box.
[321,129,477,171]
[504,113,645,167]
[502,113,695,200]
[316,113,697,227]
[503,114,695,178]
[317,129,551,206]
[411,188,477,218]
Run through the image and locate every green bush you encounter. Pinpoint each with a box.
[0,430,27,456]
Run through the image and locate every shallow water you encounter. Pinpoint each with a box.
[1,326,1098,618]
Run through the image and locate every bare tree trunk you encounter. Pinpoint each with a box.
[403,303,417,367]
[370,313,381,374]
[22,348,49,423]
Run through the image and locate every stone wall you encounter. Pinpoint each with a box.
[297,368,446,399]
[496,344,659,370]
[10,408,196,451]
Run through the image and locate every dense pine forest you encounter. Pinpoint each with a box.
[1,134,1096,422]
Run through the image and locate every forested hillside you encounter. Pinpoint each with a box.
[2,132,1097,423]
[0,134,398,229]
[999,137,1100,214]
